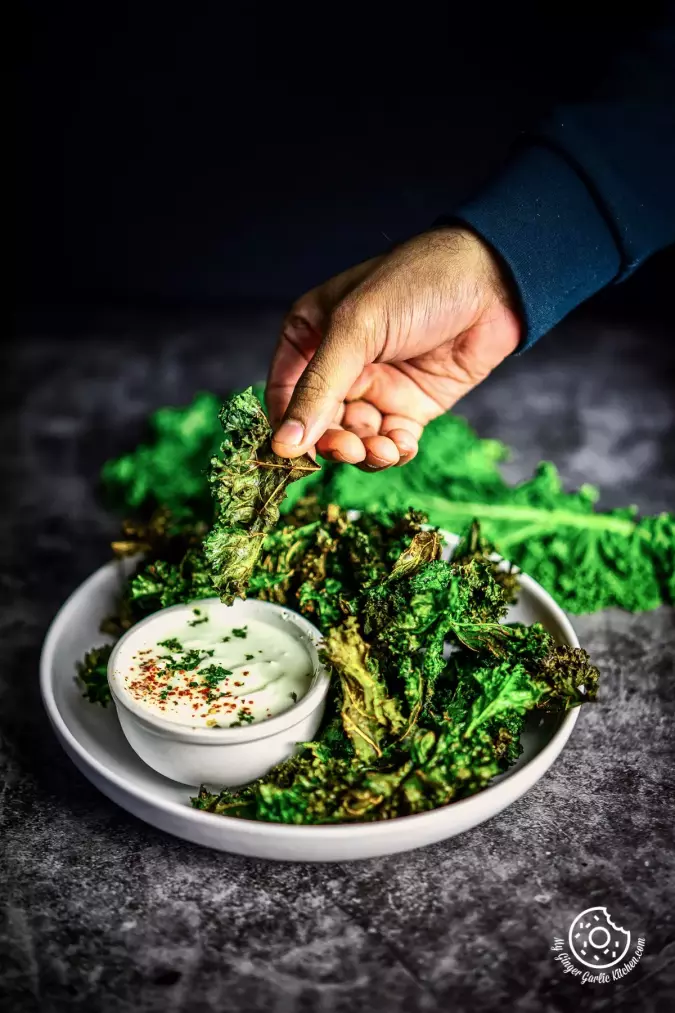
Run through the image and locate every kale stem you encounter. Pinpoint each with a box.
[421,496,646,538]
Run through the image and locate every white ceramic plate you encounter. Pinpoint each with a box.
[40,538,581,862]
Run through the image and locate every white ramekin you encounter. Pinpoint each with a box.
[107,597,330,787]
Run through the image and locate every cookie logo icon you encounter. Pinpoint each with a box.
[568,907,631,970]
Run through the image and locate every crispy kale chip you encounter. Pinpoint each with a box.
[110,507,208,561]
[126,547,214,615]
[91,390,602,821]
[322,616,407,762]
[193,512,599,823]
[203,388,320,604]
[282,415,675,614]
[194,723,503,824]
[103,391,674,613]
[452,519,520,604]
[76,645,114,706]
[99,510,213,636]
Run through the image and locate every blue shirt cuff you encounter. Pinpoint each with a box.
[448,144,623,349]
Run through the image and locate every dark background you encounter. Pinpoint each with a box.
[15,2,673,319]
[5,7,674,1013]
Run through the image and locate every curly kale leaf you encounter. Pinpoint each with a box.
[437,622,599,765]
[103,391,674,614]
[389,528,443,579]
[530,645,600,709]
[251,505,431,630]
[321,616,407,761]
[452,519,520,604]
[76,645,114,706]
[110,507,208,560]
[288,410,674,614]
[453,621,599,710]
[95,385,606,823]
[362,557,510,655]
[127,547,214,614]
[190,514,600,824]
[204,388,320,604]
[101,392,225,520]
[445,659,544,768]
[193,724,501,824]
[359,552,513,734]
[93,508,215,636]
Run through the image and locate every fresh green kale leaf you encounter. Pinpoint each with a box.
[101,392,225,520]
[284,412,674,614]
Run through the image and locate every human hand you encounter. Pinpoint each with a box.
[266,227,521,469]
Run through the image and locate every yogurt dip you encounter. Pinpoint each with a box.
[110,599,315,728]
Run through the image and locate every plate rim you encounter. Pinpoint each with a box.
[40,551,581,841]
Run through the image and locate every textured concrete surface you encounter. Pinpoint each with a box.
[1,311,674,1012]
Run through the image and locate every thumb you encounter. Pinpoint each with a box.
[271,306,371,458]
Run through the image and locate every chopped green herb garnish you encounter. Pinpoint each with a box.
[245,654,254,661]
[158,637,183,651]
[238,709,255,724]
[289,691,298,703]
[200,664,233,689]
[188,615,209,627]
[231,627,248,639]
[160,649,211,673]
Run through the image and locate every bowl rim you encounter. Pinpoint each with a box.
[107,597,330,744]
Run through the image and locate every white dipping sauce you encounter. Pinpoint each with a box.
[110,600,314,728]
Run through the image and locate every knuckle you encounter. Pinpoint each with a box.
[283,293,321,334]
[288,295,311,319]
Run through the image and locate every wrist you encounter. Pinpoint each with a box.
[424,225,524,349]
[430,224,521,314]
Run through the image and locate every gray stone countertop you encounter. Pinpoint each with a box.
[1,311,673,1012]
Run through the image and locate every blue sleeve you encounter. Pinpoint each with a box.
[449,6,675,349]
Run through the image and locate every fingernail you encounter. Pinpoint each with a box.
[275,419,305,447]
